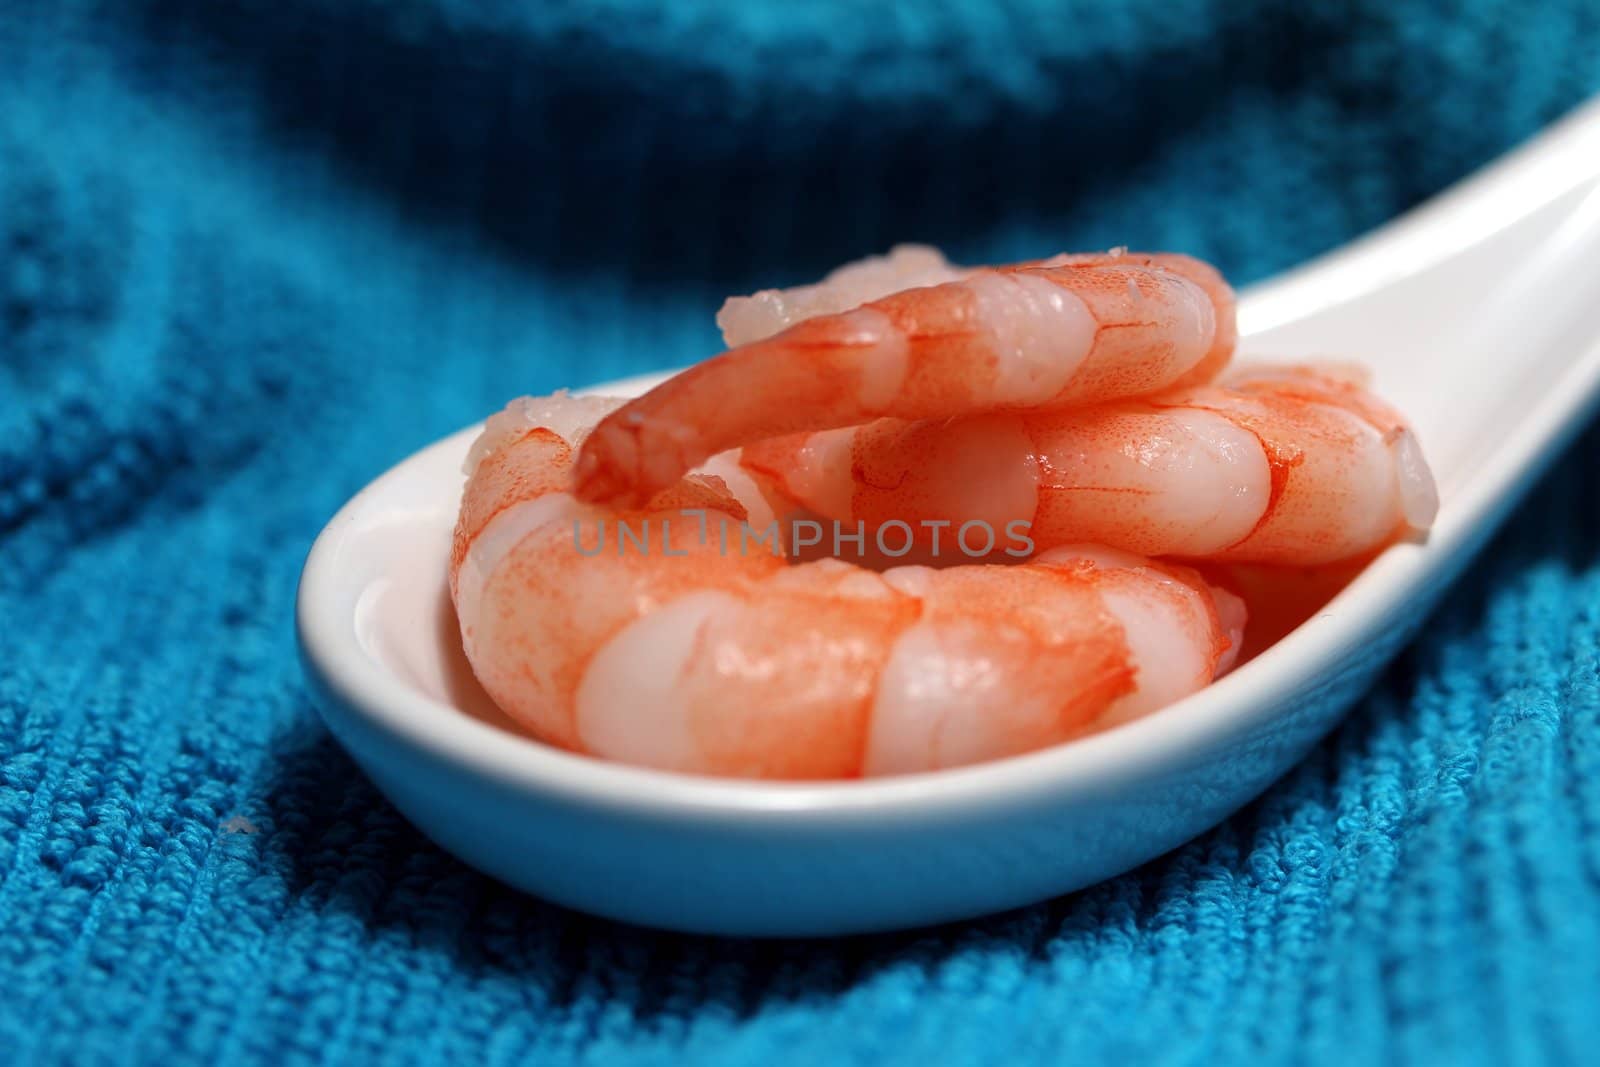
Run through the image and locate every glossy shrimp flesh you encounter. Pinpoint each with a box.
[741,363,1438,566]
[451,393,1244,779]
[575,248,1237,506]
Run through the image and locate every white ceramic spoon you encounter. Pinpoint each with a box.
[298,98,1600,937]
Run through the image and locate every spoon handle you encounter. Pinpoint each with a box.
[1243,96,1600,337]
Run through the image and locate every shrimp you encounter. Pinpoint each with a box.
[452,393,1245,779]
[740,364,1438,567]
[574,248,1237,506]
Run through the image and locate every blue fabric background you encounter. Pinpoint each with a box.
[3,2,1600,1063]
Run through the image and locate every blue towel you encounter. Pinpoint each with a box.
[3,2,1600,1063]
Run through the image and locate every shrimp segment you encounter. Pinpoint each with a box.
[575,249,1236,506]
[453,394,1244,779]
[741,365,1438,566]
[716,244,969,345]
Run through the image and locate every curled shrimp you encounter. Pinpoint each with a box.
[741,364,1438,566]
[451,393,1244,779]
[574,248,1236,506]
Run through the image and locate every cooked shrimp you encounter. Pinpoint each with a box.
[575,248,1236,506]
[740,364,1438,566]
[452,393,1244,779]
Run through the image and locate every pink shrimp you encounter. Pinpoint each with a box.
[740,364,1438,567]
[451,393,1244,779]
[574,248,1237,506]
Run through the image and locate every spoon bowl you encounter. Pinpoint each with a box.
[297,99,1600,936]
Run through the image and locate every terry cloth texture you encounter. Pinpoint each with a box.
[3,2,1600,1064]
